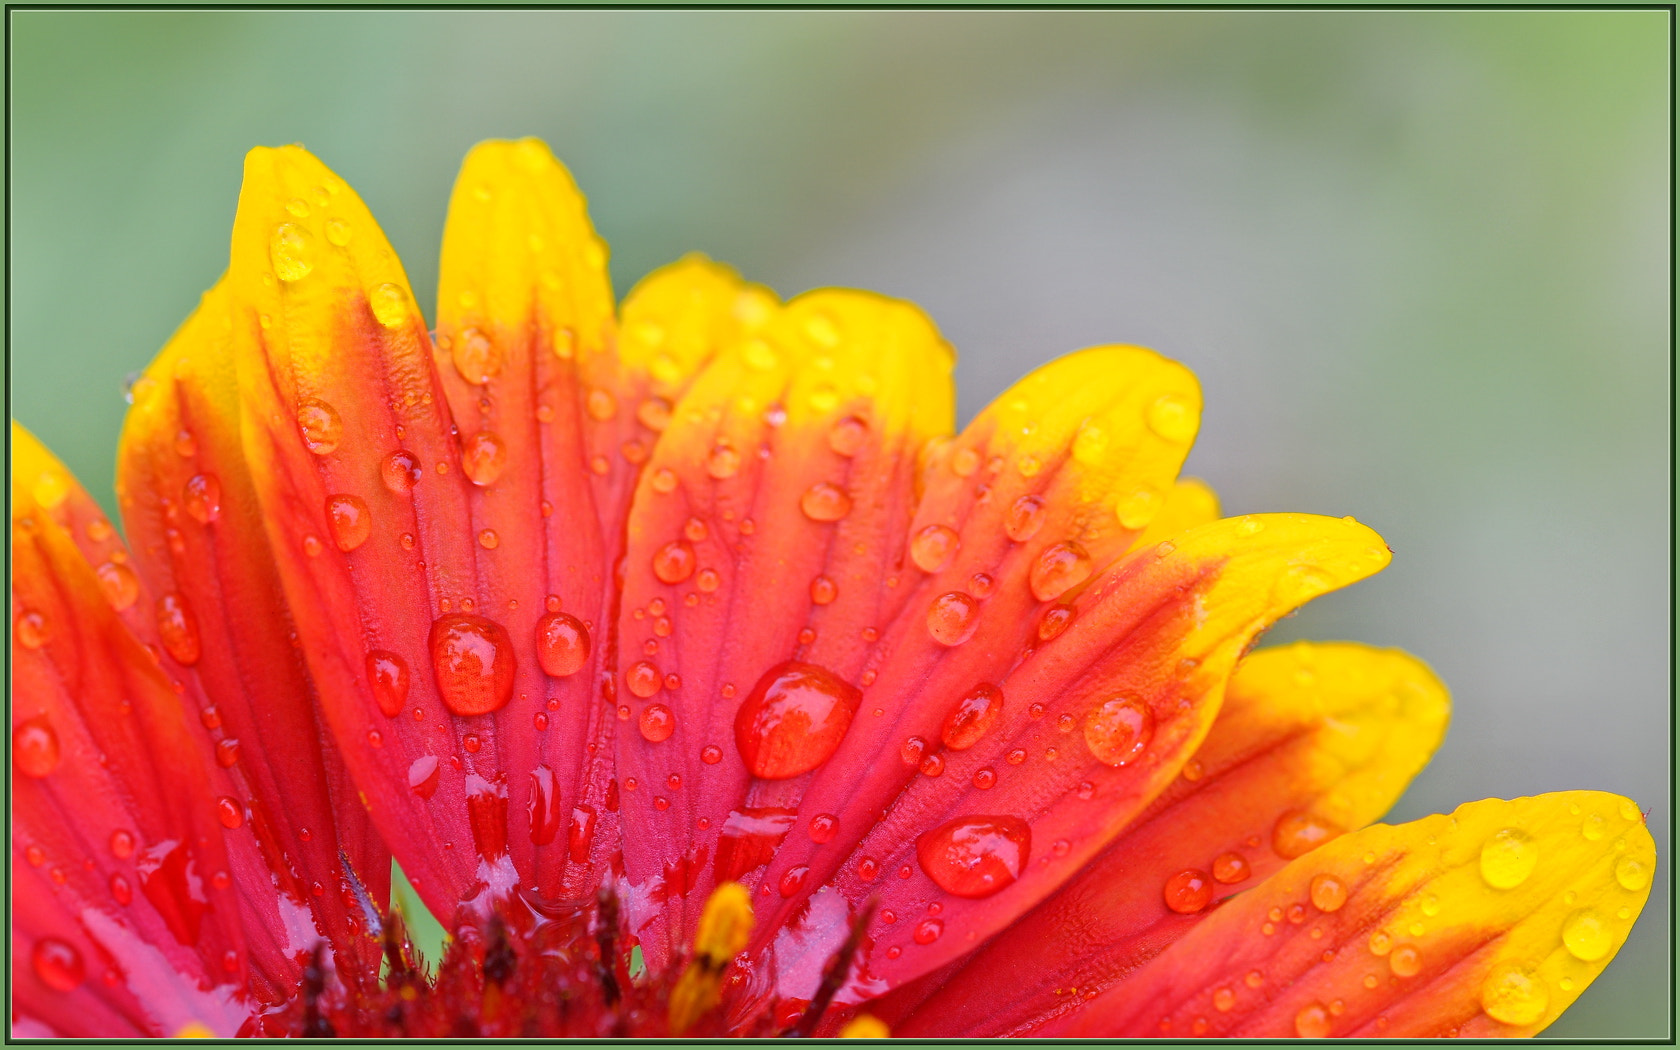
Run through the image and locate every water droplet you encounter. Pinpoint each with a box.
[1558,908,1612,961]
[381,450,423,493]
[428,614,516,716]
[325,494,371,551]
[1116,488,1162,530]
[779,865,810,898]
[109,873,133,906]
[156,592,201,665]
[800,482,851,522]
[215,738,240,767]
[461,432,508,486]
[1615,855,1649,891]
[1147,393,1197,443]
[1072,422,1110,466]
[109,830,134,859]
[1309,873,1348,912]
[296,398,343,455]
[1083,696,1154,767]
[639,704,676,743]
[810,575,838,605]
[998,496,1048,544]
[451,327,502,384]
[370,283,411,329]
[913,918,944,944]
[1211,852,1250,884]
[535,613,589,678]
[270,222,314,281]
[1031,541,1093,602]
[1163,869,1212,913]
[1213,987,1236,1013]
[585,388,617,422]
[917,814,1031,899]
[32,938,85,992]
[476,529,499,550]
[941,683,1003,750]
[365,650,410,717]
[324,218,352,246]
[92,561,139,612]
[926,591,981,646]
[172,428,198,457]
[808,814,838,843]
[1388,943,1422,977]
[653,540,696,584]
[215,796,244,829]
[12,719,60,778]
[910,524,960,573]
[1481,963,1548,1025]
[706,442,741,479]
[1294,1003,1331,1038]
[733,661,861,779]
[528,765,561,845]
[829,415,868,456]
[1480,828,1538,890]
[408,755,440,799]
[1272,811,1342,860]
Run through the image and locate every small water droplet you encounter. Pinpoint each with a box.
[536,613,590,677]
[408,755,441,799]
[653,540,696,584]
[109,830,134,859]
[12,718,60,778]
[173,428,198,457]
[1030,541,1093,602]
[779,865,810,898]
[917,815,1031,899]
[31,938,85,992]
[1559,908,1612,961]
[216,796,245,829]
[1481,963,1548,1025]
[910,524,960,573]
[215,738,240,767]
[109,873,133,906]
[1272,811,1342,860]
[829,415,868,457]
[324,218,352,246]
[461,431,508,486]
[913,918,944,944]
[94,561,139,612]
[941,683,1003,751]
[1615,855,1649,891]
[1309,873,1348,912]
[270,222,314,281]
[1480,828,1538,889]
[325,494,371,551]
[1146,393,1197,443]
[1388,943,1422,977]
[451,326,502,384]
[1083,696,1154,767]
[381,450,423,493]
[701,744,723,765]
[365,650,410,717]
[733,661,860,779]
[428,615,516,716]
[625,661,661,698]
[810,575,838,605]
[370,283,411,329]
[296,398,343,455]
[1213,987,1236,1013]
[156,593,201,665]
[926,591,981,647]
[800,482,852,522]
[1163,869,1212,913]
[706,442,741,479]
[973,767,996,789]
[1212,852,1250,884]
[639,704,676,743]
[1294,1002,1331,1038]
[808,814,838,843]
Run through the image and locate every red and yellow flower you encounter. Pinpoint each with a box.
[11,139,1654,1038]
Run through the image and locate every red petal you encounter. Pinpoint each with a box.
[884,641,1449,1035]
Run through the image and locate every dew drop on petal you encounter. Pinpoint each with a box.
[1030,541,1093,602]
[529,765,561,845]
[96,561,140,611]
[324,218,351,246]
[1389,943,1422,977]
[810,575,838,605]
[1147,393,1198,443]
[381,450,423,493]
[910,524,960,573]
[1037,604,1076,643]
[916,815,1031,899]
[216,797,244,829]
[1083,696,1153,767]
[653,540,696,584]
[370,283,411,329]
[1561,909,1612,961]
[109,830,134,859]
[913,918,944,945]
[625,662,661,698]
[706,442,740,479]
[1212,852,1250,884]
[216,739,241,767]
[428,614,516,716]
[808,814,838,843]
[270,222,314,281]
[451,327,502,383]
[1273,811,1342,860]
[408,755,440,799]
[829,415,868,457]
[1294,1003,1331,1039]
[800,482,851,522]
[156,592,202,665]
[297,398,343,455]
[1481,964,1548,1026]
[1163,869,1212,913]
[461,432,508,486]
[182,474,221,524]
[1480,828,1538,889]
[941,683,1003,751]
[326,494,371,551]
[639,704,676,743]
[733,661,861,779]
[586,388,617,422]
[926,591,981,647]
[536,613,590,677]
[1004,495,1047,542]
[1615,855,1649,891]
[701,745,723,765]
[12,719,60,778]
[1309,873,1348,912]
[31,938,84,992]
[365,650,410,717]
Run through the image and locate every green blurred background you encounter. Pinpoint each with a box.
[9,10,1670,1036]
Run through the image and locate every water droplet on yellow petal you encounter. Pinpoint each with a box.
[1480,828,1538,890]
[270,223,314,281]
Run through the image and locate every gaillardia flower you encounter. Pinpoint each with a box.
[12,139,1654,1039]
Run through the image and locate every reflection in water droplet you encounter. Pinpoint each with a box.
[733,661,861,779]
[1561,909,1611,961]
[625,661,661,699]
[829,415,868,457]
[1389,943,1422,977]
[1294,1003,1331,1039]
[529,765,561,845]
[1030,541,1093,602]
[1615,855,1649,891]
[451,327,502,384]
[1309,874,1348,912]
[428,614,516,716]
[640,704,676,743]
[1147,393,1198,443]
[1212,852,1250,884]
[916,814,1031,898]
[370,283,411,329]
[810,575,838,605]
[808,814,838,843]
[653,540,697,584]
[270,223,314,281]
[1272,811,1342,860]
[1480,828,1538,890]
[706,443,740,479]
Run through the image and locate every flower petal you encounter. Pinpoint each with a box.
[885,641,1450,1035]
[1130,476,1220,551]
[757,512,1392,1006]
[610,288,955,966]
[115,282,390,985]
[1050,791,1656,1037]
[12,425,253,1034]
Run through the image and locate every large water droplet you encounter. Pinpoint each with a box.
[1294,1003,1332,1038]
[1561,908,1611,961]
[1029,541,1093,602]
[910,524,960,573]
[652,540,696,584]
[1212,852,1250,884]
[461,432,508,486]
[12,718,60,778]
[1309,873,1348,912]
[296,398,343,455]
[1615,855,1649,891]
[428,614,516,716]
[733,661,861,779]
[1146,393,1197,443]
[325,494,371,551]
[640,704,676,743]
[1389,943,1422,977]
[529,765,560,845]
[156,592,202,665]
[1272,811,1342,859]
[569,804,598,863]
[941,683,1003,751]
[1083,696,1154,767]
[13,611,49,650]
[1480,828,1538,890]
[625,661,661,698]
[381,450,423,493]
[535,613,589,677]
[916,814,1031,898]
[926,591,981,647]
[408,755,440,799]
[31,937,85,992]
[365,650,410,717]
[1481,963,1548,1025]
[452,327,503,384]
[96,561,140,612]
[1163,869,1212,913]
[182,474,221,524]
[370,283,411,329]
[270,222,314,282]
[1004,495,1047,542]
[800,482,852,522]
[216,796,245,829]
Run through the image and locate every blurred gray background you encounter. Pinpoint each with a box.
[8,10,1669,1035]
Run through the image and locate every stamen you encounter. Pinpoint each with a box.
[669,882,754,1034]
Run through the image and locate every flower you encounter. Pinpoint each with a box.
[11,138,1654,1039]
